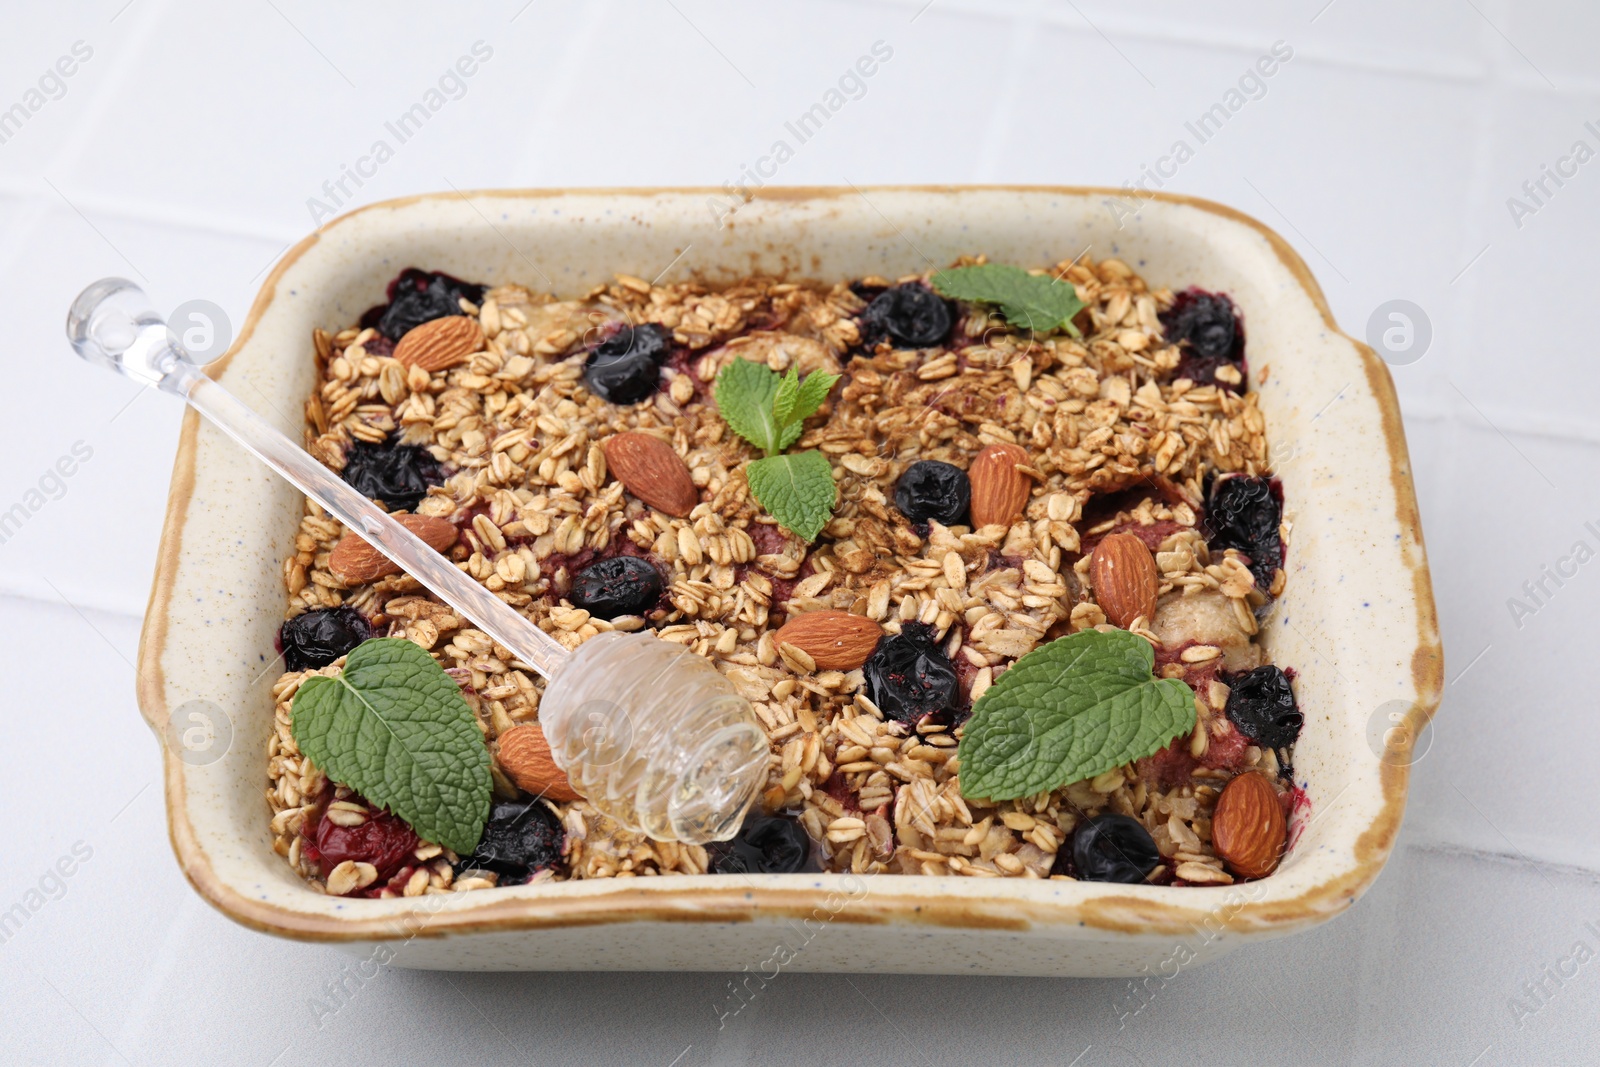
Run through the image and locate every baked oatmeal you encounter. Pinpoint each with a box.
[264,257,1300,898]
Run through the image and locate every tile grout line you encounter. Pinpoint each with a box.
[1404,839,1600,885]
[0,181,302,248]
[967,4,1043,181]
[0,587,145,625]
[0,0,177,280]
[509,0,615,183]
[4,0,1588,271]
[853,0,1572,87]
[102,894,203,1065]
[1,0,1578,261]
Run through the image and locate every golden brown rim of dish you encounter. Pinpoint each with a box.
[136,185,1444,942]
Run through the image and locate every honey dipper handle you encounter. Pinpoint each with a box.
[66,277,573,681]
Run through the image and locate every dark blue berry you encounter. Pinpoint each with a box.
[894,460,970,527]
[340,436,446,512]
[1053,813,1160,883]
[583,323,673,404]
[367,268,487,341]
[280,607,372,670]
[863,621,958,724]
[570,556,664,619]
[707,814,816,874]
[457,799,565,885]
[859,283,953,349]
[1161,288,1244,388]
[1223,665,1302,749]
[1206,474,1282,588]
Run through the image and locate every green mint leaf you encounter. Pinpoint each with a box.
[770,364,801,428]
[777,417,806,453]
[291,637,492,854]
[745,450,835,542]
[717,360,841,533]
[787,368,839,428]
[775,368,840,451]
[714,358,782,455]
[932,264,1086,339]
[956,630,1194,802]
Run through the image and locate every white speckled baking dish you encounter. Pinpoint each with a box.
[136,187,1441,975]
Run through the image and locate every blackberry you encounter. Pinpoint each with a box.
[1207,474,1282,588]
[1161,288,1244,388]
[340,436,445,512]
[858,283,953,349]
[570,556,664,619]
[368,268,487,341]
[1053,813,1160,884]
[1223,665,1302,749]
[894,460,970,527]
[280,607,372,671]
[862,621,958,724]
[583,323,673,404]
[456,799,565,885]
[707,814,815,875]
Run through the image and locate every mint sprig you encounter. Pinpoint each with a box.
[956,630,1194,802]
[713,357,786,456]
[291,637,492,854]
[932,263,1086,338]
[714,358,840,541]
[745,451,835,542]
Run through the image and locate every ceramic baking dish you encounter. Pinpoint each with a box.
[136,186,1442,976]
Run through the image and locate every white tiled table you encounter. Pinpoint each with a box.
[3,2,1596,1063]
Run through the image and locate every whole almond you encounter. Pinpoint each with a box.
[496,723,582,802]
[1212,770,1287,880]
[602,432,698,517]
[393,315,484,372]
[772,610,883,670]
[328,513,459,585]
[1089,532,1159,628]
[968,442,1031,528]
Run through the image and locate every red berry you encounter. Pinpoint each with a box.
[307,804,418,882]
